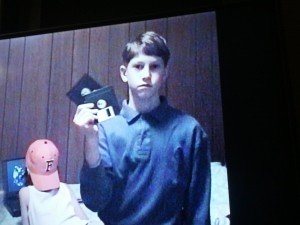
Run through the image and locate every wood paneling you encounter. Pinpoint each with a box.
[47,30,74,181]
[146,18,168,39]
[0,12,225,183]
[0,39,10,160]
[89,26,110,86]
[1,38,24,160]
[167,15,197,116]
[195,13,214,158]
[18,34,52,156]
[146,18,168,96]
[211,14,225,163]
[194,12,225,162]
[66,29,89,182]
[129,21,146,40]
[108,23,129,105]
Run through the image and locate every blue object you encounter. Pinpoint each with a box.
[80,96,211,225]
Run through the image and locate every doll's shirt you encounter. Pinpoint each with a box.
[28,182,89,225]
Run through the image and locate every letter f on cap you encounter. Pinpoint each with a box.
[25,139,60,191]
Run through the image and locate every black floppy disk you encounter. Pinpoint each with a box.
[66,74,102,105]
[84,85,120,123]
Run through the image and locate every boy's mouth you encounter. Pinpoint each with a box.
[138,84,152,88]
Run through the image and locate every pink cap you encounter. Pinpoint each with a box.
[26,139,60,191]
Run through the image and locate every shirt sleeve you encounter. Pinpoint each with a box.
[183,125,212,225]
[80,124,114,212]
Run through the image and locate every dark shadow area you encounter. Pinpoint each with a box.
[216,1,298,224]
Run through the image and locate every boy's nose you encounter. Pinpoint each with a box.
[141,67,151,79]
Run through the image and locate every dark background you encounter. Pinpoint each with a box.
[0,0,298,224]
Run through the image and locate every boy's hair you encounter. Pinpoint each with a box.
[122,31,170,66]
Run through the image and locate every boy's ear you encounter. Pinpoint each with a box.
[120,65,128,82]
[163,66,169,83]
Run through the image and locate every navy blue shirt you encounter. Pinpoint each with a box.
[80,97,211,225]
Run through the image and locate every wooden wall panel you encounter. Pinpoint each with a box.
[146,18,168,96]
[167,15,197,116]
[108,24,129,104]
[146,18,168,39]
[47,31,74,182]
[211,14,225,163]
[195,12,225,163]
[1,38,24,160]
[195,13,214,149]
[89,26,110,86]
[129,21,146,40]
[18,34,52,157]
[0,39,10,160]
[67,29,89,183]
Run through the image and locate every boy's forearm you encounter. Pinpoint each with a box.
[185,128,211,225]
[84,131,101,168]
[80,162,113,212]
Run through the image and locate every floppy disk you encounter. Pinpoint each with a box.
[84,85,120,123]
[66,74,102,105]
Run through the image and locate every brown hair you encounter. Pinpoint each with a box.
[122,31,170,66]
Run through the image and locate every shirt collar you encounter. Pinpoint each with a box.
[120,96,169,123]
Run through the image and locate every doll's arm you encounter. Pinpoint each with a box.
[67,185,89,220]
[19,187,30,225]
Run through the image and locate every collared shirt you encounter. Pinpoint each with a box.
[80,96,211,225]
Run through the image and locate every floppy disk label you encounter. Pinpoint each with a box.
[97,106,115,122]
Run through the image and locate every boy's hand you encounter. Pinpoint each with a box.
[73,103,100,167]
[73,103,99,134]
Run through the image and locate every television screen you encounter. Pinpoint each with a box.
[2,158,26,194]
[0,10,230,224]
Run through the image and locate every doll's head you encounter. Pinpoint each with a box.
[25,139,60,191]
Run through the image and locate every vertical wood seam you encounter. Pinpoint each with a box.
[66,30,76,182]
[16,37,27,154]
[0,39,11,158]
[46,33,54,138]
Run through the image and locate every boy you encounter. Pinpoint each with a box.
[19,139,101,225]
[74,31,211,225]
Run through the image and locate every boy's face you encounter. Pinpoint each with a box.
[120,52,167,101]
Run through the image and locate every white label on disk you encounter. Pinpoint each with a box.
[97,106,115,122]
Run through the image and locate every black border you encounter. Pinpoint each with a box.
[216,3,297,224]
[0,0,298,224]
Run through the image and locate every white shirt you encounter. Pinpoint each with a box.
[28,182,89,225]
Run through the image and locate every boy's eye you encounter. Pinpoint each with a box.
[134,64,143,70]
[150,64,160,70]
